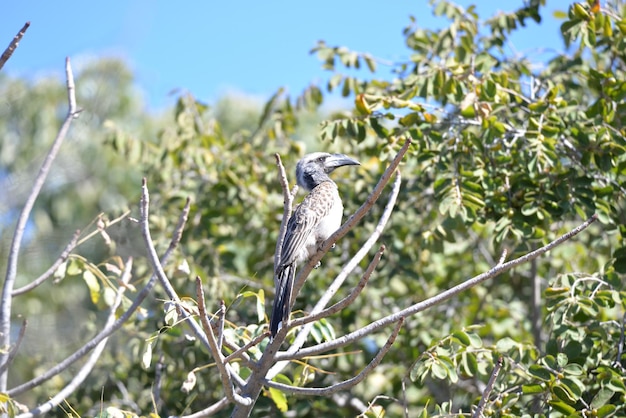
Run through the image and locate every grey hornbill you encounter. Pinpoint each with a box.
[270,152,360,338]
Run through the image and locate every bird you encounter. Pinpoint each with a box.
[270,152,360,338]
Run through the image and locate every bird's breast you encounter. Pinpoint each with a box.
[306,194,343,258]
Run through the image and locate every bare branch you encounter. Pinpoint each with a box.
[12,230,80,296]
[76,211,131,247]
[224,332,269,364]
[196,277,251,406]
[0,22,30,71]
[217,300,226,350]
[277,215,598,360]
[139,180,250,392]
[473,357,503,418]
[615,312,626,368]
[17,258,133,417]
[167,197,191,254]
[288,245,384,330]
[180,397,230,418]
[273,153,296,275]
[497,249,508,265]
[13,211,131,296]
[0,57,79,390]
[0,319,27,374]
[8,199,190,396]
[267,319,403,395]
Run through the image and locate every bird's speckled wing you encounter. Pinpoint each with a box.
[279,181,338,267]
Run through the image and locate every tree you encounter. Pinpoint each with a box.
[2,0,626,417]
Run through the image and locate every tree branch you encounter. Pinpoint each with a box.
[139,180,249,391]
[17,257,133,418]
[224,332,269,364]
[287,245,384,331]
[266,319,403,395]
[196,277,251,406]
[0,57,79,390]
[277,215,598,360]
[8,198,190,397]
[179,397,231,418]
[0,22,30,71]
[472,356,503,418]
[12,230,80,296]
[0,319,27,374]
[273,153,296,275]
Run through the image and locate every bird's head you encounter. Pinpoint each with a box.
[295,152,360,191]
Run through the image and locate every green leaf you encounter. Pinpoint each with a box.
[522,384,544,394]
[451,330,471,346]
[66,258,85,276]
[460,352,478,376]
[468,333,483,348]
[548,399,577,414]
[431,361,448,380]
[591,387,615,409]
[528,364,552,381]
[268,387,288,412]
[495,337,518,352]
[256,289,265,323]
[82,270,100,304]
[596,405,617,417]
[142,341,152,369]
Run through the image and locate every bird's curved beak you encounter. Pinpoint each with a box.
[326,153,360,169]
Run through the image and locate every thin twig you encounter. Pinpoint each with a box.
[497,249,508,265]
[17,258,133,418]
[217,300,225,351]
[615,312,626,368]
[266,319,403,395]
[224,333,269,364]
[0,319,27,374]
[75,211,131,247]
[167,197,191,254]
[222,337,254,368]
[152,351,165,411]
[0,57,79,391]
[180,397,230,418]
[12,230,80,296]
[0,22,30,71]
[277,215,598,361]
[8,199,190,397]
[274,153,296,276]
[196,277,251,406]
[473,357,503,418]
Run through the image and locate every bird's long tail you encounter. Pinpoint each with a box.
[270,264,295,338]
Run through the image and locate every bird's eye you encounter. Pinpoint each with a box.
[317,156,326,163]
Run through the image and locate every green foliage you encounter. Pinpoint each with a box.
[5,0,626,416]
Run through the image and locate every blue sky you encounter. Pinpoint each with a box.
[2,1,568,111]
